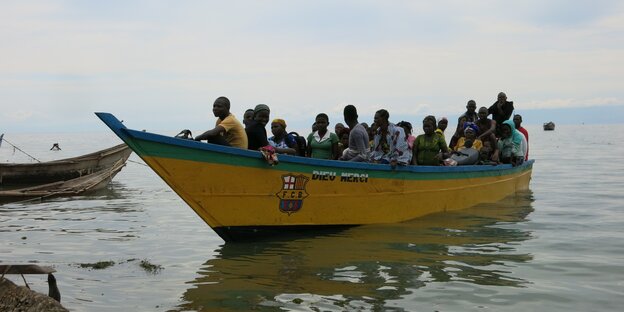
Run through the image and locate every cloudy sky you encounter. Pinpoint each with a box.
[1,0,623,134]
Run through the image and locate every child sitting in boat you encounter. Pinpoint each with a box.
[478,141,497,165]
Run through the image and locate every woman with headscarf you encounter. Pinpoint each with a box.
[268,118,298,155]
[497,120,526,166]
[245,104,270,150]
[454,122,482,151]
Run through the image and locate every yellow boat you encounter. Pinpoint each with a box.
[96,112,533,242]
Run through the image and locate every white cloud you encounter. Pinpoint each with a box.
[0,1,623,132]
[522,97,621,109]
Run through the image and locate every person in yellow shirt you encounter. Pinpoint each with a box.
[194,96,248,149]
[454,123,482,151]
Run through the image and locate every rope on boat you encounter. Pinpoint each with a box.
[127,159,149,167]
[0,136,41,163]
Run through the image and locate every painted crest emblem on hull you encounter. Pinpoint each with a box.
[276,174,310,215]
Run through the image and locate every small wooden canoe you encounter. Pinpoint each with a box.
[97,112,533,242]
[0,144,132,185]
[0,160,126,204]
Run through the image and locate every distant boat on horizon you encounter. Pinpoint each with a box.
[543,121,555,131]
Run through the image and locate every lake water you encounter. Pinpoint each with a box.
[1,124,623,311]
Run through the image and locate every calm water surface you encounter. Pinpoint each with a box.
[1,125,623,311]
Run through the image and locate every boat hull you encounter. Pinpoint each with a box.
[0,144,132,185]
[543,122,555,131]
[96,113,533,242]
[0,160,126,204]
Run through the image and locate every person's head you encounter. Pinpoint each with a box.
[438,117,448,131]
[464,125,477,140]
[253,104,271,126]
[397,121,412,136]
[478,107,489,120]
[373,109,390,128]
[513,114,523,129]
[339,129,350,147]
[424,115,437,127]
[497,92,507,104]
[463,139,474,149]
[482,140,492,150]
[368,122,377,138]
[212,96,231,118]
[480,141,492,159]
[466,100,477,113]
[243,109,254,126]
[423,117,436,135]
[315,113,330,132]
[457,116,467,130]
[343,105,359,127]
[501,120,514,139]
[271,119,287,137]
[335,123,346,135]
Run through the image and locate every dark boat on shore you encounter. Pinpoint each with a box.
[543,121,555,131]
[0,159,126,204]
[0,144,132,185]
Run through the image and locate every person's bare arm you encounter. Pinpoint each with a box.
[195,125,225,141]
[478,120,497,141]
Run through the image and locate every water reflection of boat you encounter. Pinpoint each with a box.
[0,160,126,204]
[543,122,555,131]
[175,191,534,311]
[0,143,132,185]
[97,113,533,242]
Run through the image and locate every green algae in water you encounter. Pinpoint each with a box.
[139,259,163,274]
[79,261,115,270]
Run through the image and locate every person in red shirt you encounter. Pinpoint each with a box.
[513,114,529,160]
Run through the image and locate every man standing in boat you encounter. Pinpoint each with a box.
[488,92,514,136]
[340,105,369,162]
[194,96,248,149]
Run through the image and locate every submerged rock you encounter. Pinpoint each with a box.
[0,277,68,312]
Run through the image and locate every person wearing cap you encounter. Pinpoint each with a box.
[195,96,248,149]
[268,118,298,155]
[245,104,271,150]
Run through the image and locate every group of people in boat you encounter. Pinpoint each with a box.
[189,93,529,167]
